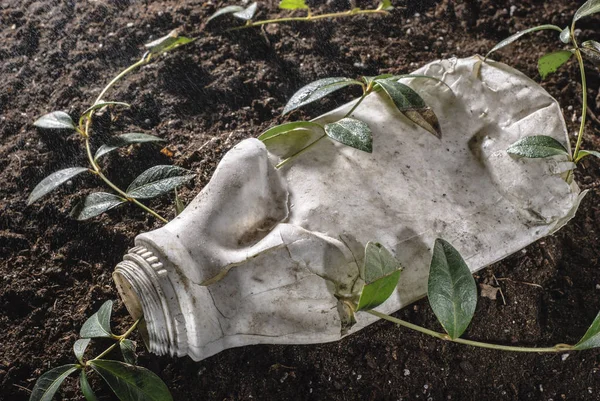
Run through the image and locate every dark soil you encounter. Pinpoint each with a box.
[2,0,600,400]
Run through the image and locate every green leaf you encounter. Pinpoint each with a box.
[356,242,403,311]
[324,118,372,153]
[279,0,308,10]
[581,40,600,65]
[94,133,165,160]
[559,26,571,44]
[207,5,244,22]
[89,359,173,401]
[538,50,572,79]
[428,239,477,339]
[144,30,195,54]
[80,300,114,339]
[379,0,394,11]
[576,149,600,162]
[575,310,600,350]
[233,2,258,20]
[486,25,563,57]
[174,189,185,216]
[507,135,569,158]
[574,0,600,22]
[70,192,127,220]
[80,371,99,401]
[29,365,79,401]
[259,122,325,158]
[73,339,91,364]
[33,111,76,130]
[362,74,394,86]
[126,165,195,199]
[375,79,442,138]
[28,167,89,205]
[282,77,363,115]
[120,339,137,365]
[82,101,131,117]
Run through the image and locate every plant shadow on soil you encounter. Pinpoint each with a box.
[1,0,600,400]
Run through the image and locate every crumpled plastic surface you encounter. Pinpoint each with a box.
[114,56,584,361]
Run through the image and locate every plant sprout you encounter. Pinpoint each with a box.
[208,0,393,30]
[486,0,600,171]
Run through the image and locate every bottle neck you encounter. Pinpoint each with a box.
[113,245,188,357]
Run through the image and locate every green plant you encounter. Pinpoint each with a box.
[486,0,600,171]
[30,301,172,401]
[208,0,393,30]
[259,73,447,168]
[347,239,600,353]
[28,31,196,223]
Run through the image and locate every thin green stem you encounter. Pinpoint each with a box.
[94,52,150,105]
[571,50,588,162]
[229,8,388,31]
[89,319,141,362]
[367,310,574,353]
[344,92,369,118]
[276,134,327,169]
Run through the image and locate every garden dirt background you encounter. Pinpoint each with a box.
[2,0,600,400]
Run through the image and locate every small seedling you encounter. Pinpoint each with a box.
[29,30,196,223]
[30,301,172,401]
[258,73,447,168]
[486,0,600,170]
[208,0,393,30]
[349,239,600,353]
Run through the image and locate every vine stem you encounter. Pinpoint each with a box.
[229,8,389,31]
[89,319,141,362]
[367,310,574,353]
[81,52,168,223]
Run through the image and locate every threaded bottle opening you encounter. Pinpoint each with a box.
[113,246,187,357]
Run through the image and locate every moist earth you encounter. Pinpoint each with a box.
[1,0,600,400]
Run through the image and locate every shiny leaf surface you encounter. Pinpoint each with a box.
[28,167,89,205]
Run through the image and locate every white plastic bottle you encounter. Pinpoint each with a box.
[114,57,582,361]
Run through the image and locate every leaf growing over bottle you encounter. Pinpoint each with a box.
[486,25,563,57]
[29,364,79,401]
[507,135,569,158]
[174,189,185,216]
[80,300,114,339]
[71,192,127,220]
[28,167,89,205]
[259,121,325,158]
[428,239,477,339]
[73,338,91,364]
[375,78,442,138]
[94,133,165,160]
[356,242,403,311]
[80,371,99,401]
[127,165,195,199]
[324,118,373,153]
[279,0,308,10]
[538,50,572,79]
[575,310,600,350]
[33,111,76,130]
[283,77,363,115]
[88,359,173,401]
[573,0,600,22]
[144,30,195,55]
